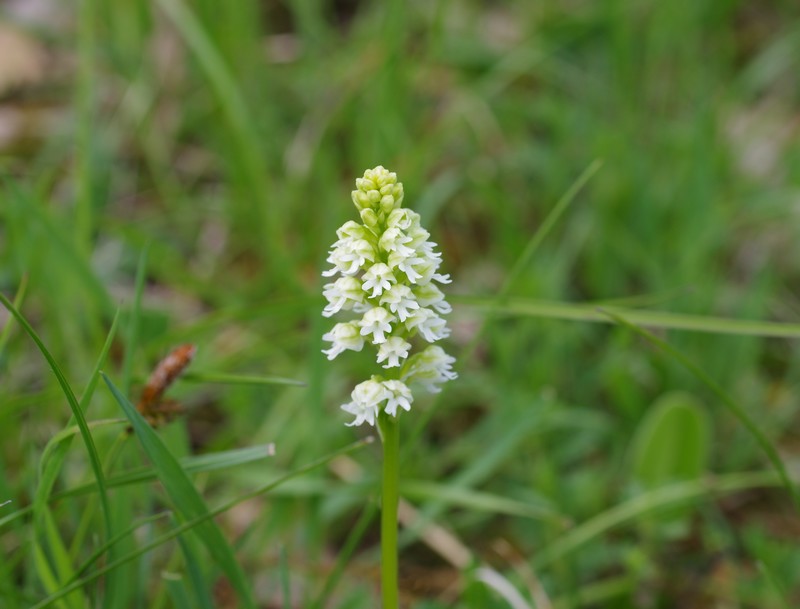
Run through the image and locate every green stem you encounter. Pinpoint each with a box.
[378,411,400,609]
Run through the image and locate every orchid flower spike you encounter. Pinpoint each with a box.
[322,166,457,426]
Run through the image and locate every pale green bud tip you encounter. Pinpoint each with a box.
[353,166,404,213]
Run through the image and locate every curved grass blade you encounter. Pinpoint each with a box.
[101,372,256,609]
[0,293,114,546]
[30,437,373,609]
[600,308,800,508]
[31,312,120,605]
[35,311,120,520]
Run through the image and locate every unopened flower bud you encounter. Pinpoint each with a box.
[360,207,379,228]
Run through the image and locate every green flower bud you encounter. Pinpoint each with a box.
[352,190,372,211]
[380,195,396,214]
[360,207,379,228]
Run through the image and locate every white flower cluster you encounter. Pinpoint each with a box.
[323,166,457,426]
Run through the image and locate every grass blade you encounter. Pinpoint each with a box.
[408,161,602,452]
[53,443,276,500]
[31,311,120,607]
[101,372,256,609]
[30,437,373,609]
[34,312,120,524]
[457,296,800,339]
[0,293,114,553]
[1,444,276,532]
[400,480,565,524]
[182,371,306,387]
[500,159,603,299]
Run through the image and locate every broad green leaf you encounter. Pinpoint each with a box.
[630,392,710,488]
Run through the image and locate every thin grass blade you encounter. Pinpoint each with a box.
[457,296,800,339]
[0,293,114,552]
[182,371,306,387]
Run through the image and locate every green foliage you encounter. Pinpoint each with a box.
[2,0,800,606]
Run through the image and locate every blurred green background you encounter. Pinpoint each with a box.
[2,0,800,607]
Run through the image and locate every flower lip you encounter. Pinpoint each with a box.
[379,284,420,322]
[322,322,364,360]
[358,306,395,344]
[382,380,413,417]
[377,337,412,368]
[341,377,388,426]
[361,263,397,298]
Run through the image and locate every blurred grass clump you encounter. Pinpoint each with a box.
[2,0,800,607]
